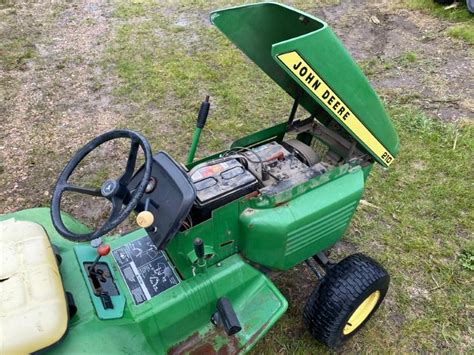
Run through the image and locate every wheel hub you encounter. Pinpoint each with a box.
[343,290,380,335]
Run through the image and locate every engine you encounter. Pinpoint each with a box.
[188,140,329,222]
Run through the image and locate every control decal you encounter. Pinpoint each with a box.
[113,235,180,305]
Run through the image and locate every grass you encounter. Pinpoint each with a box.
[404,0,474,44]
[398,51,418,65]
[0,36,36,71]
[0,3,38,116]
[107,1,473,353]
[405,0,472,21]
[447,23,474,43]
[358,51,420,76]
[353,108,473,350]
[0,3,36,70]
[108,0,293,158]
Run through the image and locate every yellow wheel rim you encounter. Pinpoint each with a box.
[343,290,380,335]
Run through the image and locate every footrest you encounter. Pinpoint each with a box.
[168,255,288,354]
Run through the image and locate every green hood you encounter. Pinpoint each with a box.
[211,2,399,167]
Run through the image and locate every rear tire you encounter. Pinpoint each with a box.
[303,253,390,347]
[467,0,474,13]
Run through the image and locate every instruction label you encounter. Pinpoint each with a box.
[112,235,180,305]
[277,51,394,167]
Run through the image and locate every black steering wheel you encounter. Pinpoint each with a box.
[51,129,153,242]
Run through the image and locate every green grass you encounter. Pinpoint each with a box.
[404,0,474,44]
[405,0,472,21]
[108,0,294,158]
[0,4,37,71]
[0,36,36,70]
[398,51,418,65]
[356,108,473,349]
[447,23,474,44]
[104,1,473,353]
[358,51,421,76]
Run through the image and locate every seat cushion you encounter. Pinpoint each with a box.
[0,219,68,354]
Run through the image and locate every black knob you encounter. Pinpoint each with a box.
[193,238,204,259]
[196,96,210,129]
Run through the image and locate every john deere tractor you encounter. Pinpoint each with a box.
[0,3,399,354]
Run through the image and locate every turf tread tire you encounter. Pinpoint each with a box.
[303,253,389,348]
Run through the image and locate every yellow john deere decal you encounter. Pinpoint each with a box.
[277,51,394,166]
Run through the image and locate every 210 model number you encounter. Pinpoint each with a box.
[381,152,393,165]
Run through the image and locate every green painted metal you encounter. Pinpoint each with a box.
[74,245,126,320]
[240,167,365,270]
[0,152,367,351]
[210,2,399,165]
[165,161,365,276]
[1,141,371,353]
[186,127,203,165]
[0,208,287,354]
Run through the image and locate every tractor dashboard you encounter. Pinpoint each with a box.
[127,152,195,249]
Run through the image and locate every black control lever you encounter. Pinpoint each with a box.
[196,95,210,129]
[211,297,242,336]
[187,96,211,165]
[193,238,206,272]
[193,238,204,259]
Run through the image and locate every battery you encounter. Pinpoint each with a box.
[189,158,258,219]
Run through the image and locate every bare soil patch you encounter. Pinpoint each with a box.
[315,0,473,121]
[1,1,123,216]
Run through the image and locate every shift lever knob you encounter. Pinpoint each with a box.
[193,238,204,259]
[97,244,111,257]
[89,244,110,275]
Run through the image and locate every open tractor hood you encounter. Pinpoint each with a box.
[211,2,399,167]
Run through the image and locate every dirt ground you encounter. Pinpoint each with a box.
[0,0,472,353]
[1,1,118,214]
[316,0,473,121]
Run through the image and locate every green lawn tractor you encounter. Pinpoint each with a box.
[0,3,399,354]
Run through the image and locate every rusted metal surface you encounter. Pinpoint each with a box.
[168,314,276,355]
[247,319,271,347]
[243,190,260,200]
[168,328,240,355]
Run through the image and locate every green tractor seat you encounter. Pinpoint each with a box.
[0,219,68,354]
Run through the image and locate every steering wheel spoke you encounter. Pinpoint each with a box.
[63,183,103,197]
[118,139,140,185]
[110,196,124,219]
